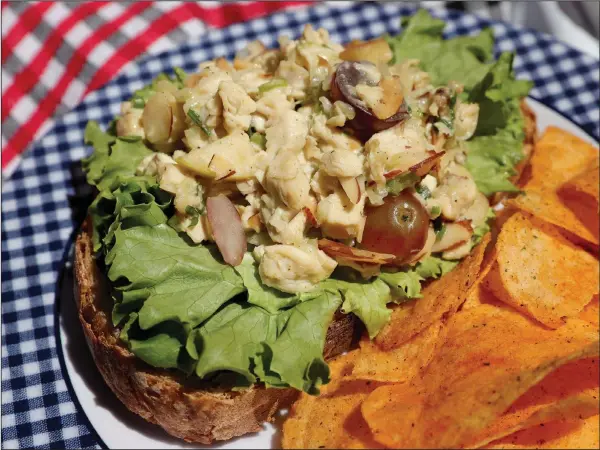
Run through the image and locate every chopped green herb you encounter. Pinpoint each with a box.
[250,132,266,149]
[185,205,205,227]
[438,117,453,131]
[132,97,146,109]
[415,184,431,199]
[430,205,441,218]
[258,78,288,93]
[187,109,212,136]
[435,223,447,242]
[174,67,187,84]
[449,93,457,109]
[386,172,419,195]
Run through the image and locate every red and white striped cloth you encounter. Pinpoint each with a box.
[0,1,308,176]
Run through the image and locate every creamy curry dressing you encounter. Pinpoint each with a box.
[124,24,487,294]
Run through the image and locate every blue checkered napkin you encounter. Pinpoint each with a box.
[2,3,598,449]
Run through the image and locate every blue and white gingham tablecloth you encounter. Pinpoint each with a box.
[2,2,599,449]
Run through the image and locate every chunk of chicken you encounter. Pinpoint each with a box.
[365,118,432,184]
[255,243,337,293]
[218,80,257,133]
[255,90,295,125]
[316,187,366,239]
[264,150,314,211]
[137,153,210,242]
[232,67,270,95]
[432,162,479,221]
[260,195,309,245]
[310,113,362,154]
[136,153,176,178]
[265,109,309,155]
[321,149,363,178]
[182,126,211,152]
[275,60,309,99]
[454,100,479,141]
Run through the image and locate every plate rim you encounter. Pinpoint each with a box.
[4,2,597,449]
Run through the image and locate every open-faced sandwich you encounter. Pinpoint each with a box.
[75,10,536,444]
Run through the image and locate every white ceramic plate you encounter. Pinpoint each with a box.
[58,98,597,449]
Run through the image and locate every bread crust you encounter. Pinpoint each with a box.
[74,220,356,444]
[515,99,538,186]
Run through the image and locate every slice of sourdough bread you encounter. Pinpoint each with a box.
[74,219,358,444]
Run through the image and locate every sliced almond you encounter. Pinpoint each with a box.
[340,37,393,65]
[176,157,216,179]
[142,92,173,144]
[247,213,262,233]
[303,207,319,228]
[431,220,473,253]
[318,239,395,264]
[339,176,362,204]
[409,151,445,177]
[357,215,367,243]
[384,151,445,180]
[208,153,235,180]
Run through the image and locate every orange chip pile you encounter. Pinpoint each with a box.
[509,126,599,247]
[282,125,599,449]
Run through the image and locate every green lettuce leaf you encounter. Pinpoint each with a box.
[379,269,424,300]
[107,224,245,330]
[258,291,342,394]
[465,53,533,195]
[336,278,392,339]
[82,122,154,191]
[96,137,154,191]
[189,302,281,384]
[472,207,496,245]
[415,255,459,279]
[387,9,494,90]
[82,121,116,186]
[89,177,171,253]
[121,313,190,371]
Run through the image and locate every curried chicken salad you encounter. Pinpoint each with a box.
[83,10,532,394]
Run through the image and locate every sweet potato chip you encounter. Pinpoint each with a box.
[509,126,599,246]
[349,321,446,383]
[462,283,499,310]
[361,304,599,448]
[470,357,600,447]
[559,161,600,245]
[484,212,599,328]
[485,415,599,449]
[461,237,499,311]
[375,233,491,350]
[282,351,385,449]
[579,295,599,330]
[560,160,599,208]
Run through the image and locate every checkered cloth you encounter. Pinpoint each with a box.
[1,2,599,449]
